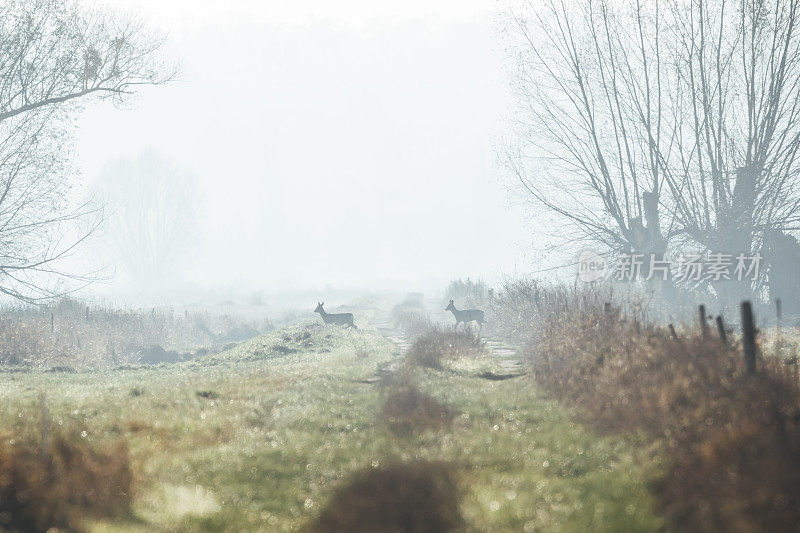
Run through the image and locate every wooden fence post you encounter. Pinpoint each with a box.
[716,315,728,349]
[699,304,709,339]
[776,298,783,358]
[741,301,757,375]
[668,323,679,340]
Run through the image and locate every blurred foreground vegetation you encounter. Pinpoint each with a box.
[0,319,662,531]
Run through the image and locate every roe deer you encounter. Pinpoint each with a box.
[314,302,356,328]
[445,300,485,331]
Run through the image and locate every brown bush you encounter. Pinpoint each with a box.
[531,297,800,531]
[308,460,464,533]
[657,366,800,532]
[404,326,484,369]
[380,379,456,437]
[0,430,133,532]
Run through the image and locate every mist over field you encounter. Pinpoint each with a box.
[3,0,800,531]
[71,0,533,302]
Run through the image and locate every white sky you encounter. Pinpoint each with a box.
[76,0,534,295]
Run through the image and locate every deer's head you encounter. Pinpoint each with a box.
[445,299,455,312]
[314,302,325,313]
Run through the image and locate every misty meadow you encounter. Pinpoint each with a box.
[1,0,800,532]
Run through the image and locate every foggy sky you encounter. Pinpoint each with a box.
[76,0,532,295]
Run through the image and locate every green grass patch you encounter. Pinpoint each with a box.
[0,322,665,531]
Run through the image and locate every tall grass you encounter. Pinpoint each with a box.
[390,293,428,331]
[528,290,800,531]
[488,279,618,343]
[443,277,488,308]
[0,298,272,367]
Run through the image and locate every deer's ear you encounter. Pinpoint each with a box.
[321,302,325,306]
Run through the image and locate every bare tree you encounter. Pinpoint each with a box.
[505,0,800,305]
[0,0,174,301]
[93,150,200,288]
[0,0,173,120]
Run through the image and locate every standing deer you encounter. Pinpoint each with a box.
[314,302,356,328]
[445,300,485,331]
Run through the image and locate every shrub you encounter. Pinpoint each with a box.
[531,296,800,531]
[0,430,133,532]
[404,326,484,369]
[308,460,463,533]
[656,364,800,532]
[488,280,616,344]
[443,278,488,308]
[379,379,456,437]
[390,293,428,330]
[488,278,543,342]
[396,313,435,341]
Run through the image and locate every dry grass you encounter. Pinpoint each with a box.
[0,298,271,367]
[657,368,800,532]
[307,460,463,533]
[396,313,437,341]
[390,293,428,331]
[443,278,488,309]
[0,429,133,532]
[0,320,666,531]
[404,326,484,370]
[529,293,800,532]
[488,278,544,342]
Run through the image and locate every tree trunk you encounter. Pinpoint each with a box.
[764,230,800,315]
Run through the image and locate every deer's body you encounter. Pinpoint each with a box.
[445,300,485,330]
[314,302,355,328]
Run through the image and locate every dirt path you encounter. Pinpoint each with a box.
[372,320,525,378]
[483,337,525,376]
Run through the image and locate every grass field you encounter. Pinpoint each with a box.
[0,322,665,532]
